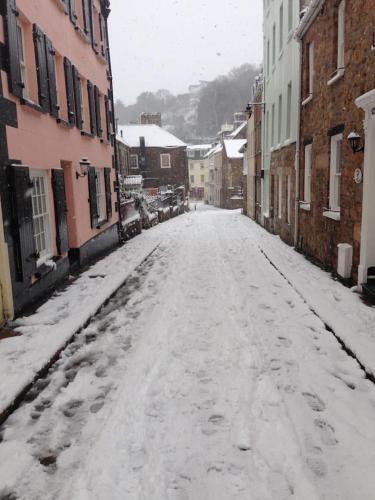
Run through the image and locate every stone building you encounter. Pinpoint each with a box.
[187,144,212,200]
[221,139,246,210]
[118,124,188,191]
[262,0,308,244]
[295,0,375,288]
[0,0,118,315]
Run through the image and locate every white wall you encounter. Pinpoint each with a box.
[262,0,301,216]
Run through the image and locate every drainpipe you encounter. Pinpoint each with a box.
[103,3,122,241]
[294,35,303,248]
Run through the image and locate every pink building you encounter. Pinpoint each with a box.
[0,0,119,315]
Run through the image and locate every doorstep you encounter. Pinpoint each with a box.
[0,328,22,341]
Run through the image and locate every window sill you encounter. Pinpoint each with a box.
[20,98,44,114]
[96,51,108,65]
[283,138,294,147]
[81,130,95,138]
[96,219,109,229]
[323,210,341,221]
[55,0,68,14]
[302,94,313,106]
[56,117,74,129]
[327,69,345,86]
[287,30,294,43]
[75,25,91,44]
[300,202,311,211]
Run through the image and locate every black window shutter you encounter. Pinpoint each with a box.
[72,66,83,129]
[87,80,96,135]
[94,85,102,137]
[68,0,77,24]
[104,168,112,220]
[8,165,37,282]
[52,169,69,255]
[104,94,111,141]
[45,35,59,118]
[64,57,76,125]
[5,0,23,98]
[82,0,93,38]
[33,24,50,113]
[88,166,99,228]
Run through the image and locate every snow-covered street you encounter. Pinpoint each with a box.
[1,205,375,500]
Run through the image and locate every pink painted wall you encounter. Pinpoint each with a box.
[0,0,118,251]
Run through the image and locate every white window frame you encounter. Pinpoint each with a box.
[130,154,139,170]
[30,170,52,266]
[271,103,275,146]
[286,82,292,140]
[161,153,171,169]
[278,174,282,219]
[187,150,195,158]
[329,133,343,213]
[17,21,28,98]
[95,168,106,223]
[304,144,312,205]
[279,3,284,53]
[288,0,293,33]
[278,94,283,145]
[337,0,345,71]
[190,175,195,184]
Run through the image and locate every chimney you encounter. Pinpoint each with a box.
[139,112,162,127]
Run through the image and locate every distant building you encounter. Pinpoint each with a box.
[187,144,212,200]
[118,124,188,191]
[221,139,246,210]
[139,112,162,127]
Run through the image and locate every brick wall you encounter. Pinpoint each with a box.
[298,0,375,279]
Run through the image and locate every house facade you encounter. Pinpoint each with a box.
[187,144,211,200]
[221,139,246,210]
[0,0,118,315]
[119,124,188,192]
[262,0,306,244]
[296,0,375,286]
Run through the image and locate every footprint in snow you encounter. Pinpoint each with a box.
[307,457,327,478]
[276,336,292,348]
[303,393,326,412]
[314,419,338,446]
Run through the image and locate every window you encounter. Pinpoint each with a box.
[31,171,51,262]
[337,0,345,71]
[161,153,171,168]
[306,42,314,99]
[271,103,275,146]
[200,162,204,170]
[279,3,284,52]
[190,175,195,184]
[95,169,106,222]
[304,144,312,203]
[266,111,270,149]
[278,175,282,218]
[329,133,343,212]
[286,82,292,139]
[130,154,138,169]
[267,39,270,76]
[278,94,283,144]
[188,150,195,158]
[16,22,27,98]
[287,175,291,224]
[201,174,205,183]
[272,24,276,66]
[288,0,293,33]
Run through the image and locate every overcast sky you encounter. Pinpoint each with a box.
[108,0,263,105]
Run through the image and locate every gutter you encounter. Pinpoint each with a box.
[295,0,325,40]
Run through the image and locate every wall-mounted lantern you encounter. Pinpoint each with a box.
[76,157,91,179]
[348,132,364,154]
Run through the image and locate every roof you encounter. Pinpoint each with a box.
[295,0,325,39]
[224,139,247,159]
[206,143,223,157]
[229,121,247,139]
[187,144,212,151]
[118,124,186,148]
[116,134,130,147]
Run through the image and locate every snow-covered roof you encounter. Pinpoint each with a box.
[228,121,247,138]
[206,143,223,157]
[124,175,143,186]
[118,125,186,148]
[224,139,247,159]
[187,144,212,151]
[295,0,325,39]
[116,134,130,147]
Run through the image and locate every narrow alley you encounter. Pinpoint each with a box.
[1,206,375,500]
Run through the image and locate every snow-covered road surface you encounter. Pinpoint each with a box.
[1,205,375,500]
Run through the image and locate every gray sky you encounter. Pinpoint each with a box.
[108,0,263,105]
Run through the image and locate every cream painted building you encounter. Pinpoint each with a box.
[187,145,212,200]
[0,198,14,325]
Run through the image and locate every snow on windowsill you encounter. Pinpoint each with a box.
[323,210,341,221]
[300,202,311,211]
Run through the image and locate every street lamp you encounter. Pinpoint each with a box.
[76,157,91,179]
[348,132,364,154]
